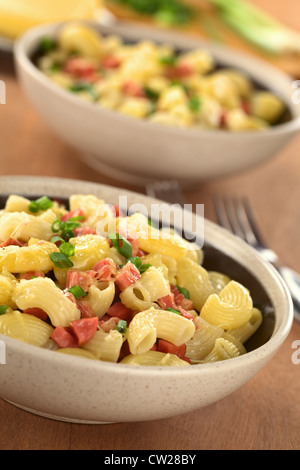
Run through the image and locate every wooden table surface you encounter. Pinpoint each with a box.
[0,1,300,451]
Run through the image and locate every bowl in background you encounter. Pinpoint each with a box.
[14,21,300,187]
[0,175,293,423]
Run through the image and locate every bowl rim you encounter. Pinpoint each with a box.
[0,175,294,377]
[13,20,300,139]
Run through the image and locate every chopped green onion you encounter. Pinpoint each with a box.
[51,218,82,241]
[69,82,98,101]
[176,285,190,299]
[144,87,160,101]
[28,196,53,213]
[0,305,9,315]
[116,319,127,334]
[126,257,151,274]
[59,242,75,258]
[50,235,65,245]
[51,219,61,233]
[39,37,56,54]
[189,96,201,113]
[166,307,181,315]
[49,252,74,269]
[68,285,87,300]
[159,55,178,66]
[108,233,133,259]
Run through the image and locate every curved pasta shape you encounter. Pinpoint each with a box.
[0,239,59,273]
[186,316,224,363]
[0,274,17,307]
[120,213,189,260]
[120,281,152,311]
[200,281,253,329]
[69,194,115,231]
[85,282,115,318]
[0,311,54,346]
[54,234,110,284]
[56,348,97,360]
[222,332,247,355]
[0,211,54,242]
[201,338,242,363]
[127,307,196,355]
[121,351,190,367]
[83,329,123,362]
[176,257,215,311]
[4,195,31,213]
[208,271,231,292]
[12,277,80,327]
[226,307,263,344]
[138,266,170,302]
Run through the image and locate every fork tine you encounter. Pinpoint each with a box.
[237,197,266,247]
[214,197,246,240]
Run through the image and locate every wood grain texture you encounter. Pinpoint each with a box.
[0,0,300,450]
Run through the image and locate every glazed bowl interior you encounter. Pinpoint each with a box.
[0,176,293,423]
[14,21,300,186]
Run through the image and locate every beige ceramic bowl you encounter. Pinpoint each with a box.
[14,21,300,187]
[0,176,293,423]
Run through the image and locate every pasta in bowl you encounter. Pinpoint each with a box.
[14,22,300,186]
[0,176,293,423]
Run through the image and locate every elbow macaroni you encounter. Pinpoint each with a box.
[0,193,264,367]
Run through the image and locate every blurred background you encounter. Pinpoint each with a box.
[0,0,300,76]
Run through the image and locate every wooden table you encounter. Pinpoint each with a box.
[0,2,300,450]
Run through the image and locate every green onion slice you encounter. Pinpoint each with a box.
[126,257,151,274]
[50,252,74,269]
[108,233,133,259]
[176,285,190,299]
[29,196,53,213]
[68,285,87,300]
[116,320,127,334]
[166,307,181,315]
[0,305,9,315]
[59,242,75,257]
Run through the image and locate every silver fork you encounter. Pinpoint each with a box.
[214,197,300,322]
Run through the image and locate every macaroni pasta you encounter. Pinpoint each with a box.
[0,193,263,366]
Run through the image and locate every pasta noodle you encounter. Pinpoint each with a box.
[0,192,264,367]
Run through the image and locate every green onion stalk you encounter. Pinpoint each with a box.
[208,0,300,55]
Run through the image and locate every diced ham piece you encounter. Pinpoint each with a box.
[102,55,122,69]
[107,302,135,322]
[157,339,187,359]
[99,316,119,333]
[171,285,194,311]
[64,57,99,82]
[69,317,98,346]
[19,271,45,280]
[122,81,146,98]
[23,308,48,321]
[0,238,27,247]
[115,262,141,290]
[157,293,176,310]
[126,234,140,257]
[164,62,195,79]
[51,326,79,348]
[92,258,118,281]
[66,269,98,291]
[60,208,85,223]
[73,226,97,236]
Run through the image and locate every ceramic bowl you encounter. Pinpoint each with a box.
[14,21,300,187]
[0,176,293,423]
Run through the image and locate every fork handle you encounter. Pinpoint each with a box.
[277,266,300,322]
